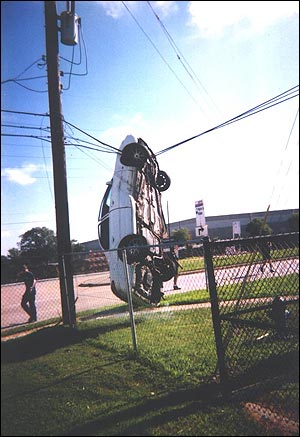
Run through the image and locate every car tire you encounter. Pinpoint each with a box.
[118,234,149,264]
[120,143,150,168]
[155,170,171,192]
[154,256,176,281]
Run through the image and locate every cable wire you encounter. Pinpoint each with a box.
[1,109,49,117]
[63,119,120,153]
[156,85,299,155]
[146,1,220,115]
[122,1,205,111]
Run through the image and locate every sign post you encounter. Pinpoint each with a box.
[195,200,208,237]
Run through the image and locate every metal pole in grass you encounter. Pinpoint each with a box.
[203,237,228,391]
[62,254,76,328]
[122,249,138,352]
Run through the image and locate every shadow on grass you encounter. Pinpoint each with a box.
[79,304,129,321]
[230,349,299,390]
[62,382,223,436]
[62,352,299,436]
[1,321,29,330]
[1,321,132,363]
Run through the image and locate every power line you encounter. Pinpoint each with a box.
[2,124,50,131]
[2,220,53,226]
[146,1,220,116]
[2,80,48,93]
[39,115,54,201]
[1,109,49,117]
[156,85,299,155]
[1,57,47,84]
[61,19,89,91]
[63,119,120,153]
[121,1,205,112]
[2,75,47,83]
[2,133,52,142]
[269,107,299,208]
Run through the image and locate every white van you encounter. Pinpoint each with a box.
[98,135,176,305]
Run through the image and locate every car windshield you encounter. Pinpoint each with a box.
[98,182,112,250]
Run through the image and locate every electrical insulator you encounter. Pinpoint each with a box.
[60,11,79,46]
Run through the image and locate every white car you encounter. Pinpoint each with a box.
[98,135,176,305]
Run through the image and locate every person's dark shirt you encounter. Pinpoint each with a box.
[23,271,35,289]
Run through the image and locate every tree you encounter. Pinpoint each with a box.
[18,227,57,261]
[288,213,299,232]
[7,247,21,259]
[71,239,85,253]
[1,255,18,284]
[173,228,192,242]
[15,227,58,280]
[2,248,23,284]
[245,218,273,237]
[1,228,88,284]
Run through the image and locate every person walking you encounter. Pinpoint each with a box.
[259,239,274,273]
[19,264,37,323]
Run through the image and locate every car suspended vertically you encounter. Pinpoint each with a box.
[98,135,176,306]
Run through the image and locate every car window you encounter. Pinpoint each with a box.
[98,182,112,250]
[98,182,112,221]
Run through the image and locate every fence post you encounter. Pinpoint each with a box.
[203,237,228,390]
[122,249,138,352]
[62,255,76,328]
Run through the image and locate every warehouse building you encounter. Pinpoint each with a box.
[82,208,298,251]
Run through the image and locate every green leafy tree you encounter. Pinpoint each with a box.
[18,227,57,261]
[173,228,192,242]
[1,255,18,284]
[1,248,23,284]
[245,218,273,237]
[288,213,299,232]
[1,228,87,284]
[16,227,58,279]
[7,247,21,259]
[71,239,85,252]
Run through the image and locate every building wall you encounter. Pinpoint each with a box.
[82,208,298,251]
[169,208,299,240]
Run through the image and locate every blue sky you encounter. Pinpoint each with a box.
[1,1,299,256]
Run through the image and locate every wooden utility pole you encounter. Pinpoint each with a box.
[44,1,76,327]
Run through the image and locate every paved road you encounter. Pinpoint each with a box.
[1,272,120,329]
[1,259,298,330]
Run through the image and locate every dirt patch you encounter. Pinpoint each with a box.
[243,402,299,436]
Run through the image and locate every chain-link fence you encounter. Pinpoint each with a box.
[1,250,115,329]
[203,233,299,429]
[1,233,299,430]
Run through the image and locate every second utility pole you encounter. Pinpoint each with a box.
[44,1,76,327]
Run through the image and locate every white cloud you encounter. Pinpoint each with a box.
[98,1,128,19]
[1,164,40,185]
[188,1,299,38]
[152,1,178,17]
[98,1,178,19]
[101,112,149,147]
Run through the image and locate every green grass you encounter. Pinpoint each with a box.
[1,256,298,435]
[179,249,299,272]
[1,273,297,339]
[2,307,298,436]
[164,273,299,307]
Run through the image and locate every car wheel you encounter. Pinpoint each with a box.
[135,264,153,293]
[154,256,176,281]
[155,170,171,191]
[118,234,149,264]
[120,143,150,168]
